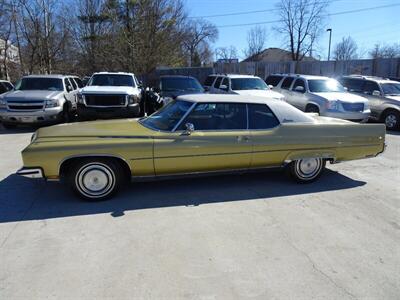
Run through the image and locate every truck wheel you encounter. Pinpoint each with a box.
[68,159,123,201]
[287,158,325,183]
[305,104,319,114]
[383,110,400,130]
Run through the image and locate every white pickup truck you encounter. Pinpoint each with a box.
[77,72,143,120]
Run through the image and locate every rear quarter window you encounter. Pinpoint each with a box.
[248,104,280,129]
[281,77,295,89]
[204,76,216,86]
[265,75,283,87]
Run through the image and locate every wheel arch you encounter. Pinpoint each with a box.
[380,106,400,120]
[59,154,132,180]
[284,150,336,165]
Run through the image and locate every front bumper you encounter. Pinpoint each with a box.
[77,103,140,119]
[0,107,63,124]
[322,110,370,122]
[16,167,44,179]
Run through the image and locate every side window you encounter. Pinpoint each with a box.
[220,77,229,90]
[281,77,294,90]
[69,77,78,90]
[64,78,73,92]
[74,78,84,88]
[346,79,364,92]
[292,79,306,93]
[265,75,283,87]
[180,103,247,130]
[213,77,222,88]
[248,104,280,129]
[362,81,380,95]
[0,83,6,94]
[204,76,215,86]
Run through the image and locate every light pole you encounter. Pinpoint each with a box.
[327,28,332,61]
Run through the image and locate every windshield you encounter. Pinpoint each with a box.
[16,78,64,91]
[161,77,204,92]
[231,78,269,90]
[308,79,345,93]
[89,74,134,87]
[140,100,193,131]
[381,83,400,96]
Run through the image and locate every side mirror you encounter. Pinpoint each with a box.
[268,85,274,89]
[182,123,194,136]
[66,85,73,92]
[219,84,228,91]
[294,86,305,93]
[372,90,381,96]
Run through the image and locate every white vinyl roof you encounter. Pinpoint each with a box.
[177,94,315,123]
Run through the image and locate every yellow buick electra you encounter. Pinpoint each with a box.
[17,94,386,201]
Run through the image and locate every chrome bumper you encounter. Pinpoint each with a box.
[16,167,44,179]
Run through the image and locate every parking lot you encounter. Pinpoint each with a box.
[0,124,399,299]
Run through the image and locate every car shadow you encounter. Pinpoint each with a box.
[0,124,37,135]
[386,130,400,136]
[0,169,366,223]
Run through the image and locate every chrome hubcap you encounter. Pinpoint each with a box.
[76,163,115,198]
[295,158,321,179]
[385,114,397,128]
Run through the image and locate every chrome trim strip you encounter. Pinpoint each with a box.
[16,167,44,179]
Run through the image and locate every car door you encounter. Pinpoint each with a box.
[248,104,286,167]
[361,80,383,118]
[153,102,252,175]
[290,78,308,110]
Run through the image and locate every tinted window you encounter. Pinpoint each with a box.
[265,75,283,87]
[180,103,247,130]
[69,77,78,90]
[17,78,64,91]
[141,100,192,131]
[248,104,280,129]
[381,83,400,95]
[64,78,73,91]
[362,81,380,95]
[341,78,364,92]
[161,77,204,93]
[213,77,222,88]
[74,77,84,88]
[0,83,7,94]
[2,81,13,91]
[281,77,294,89]
[89,74,135,87]
[220,77,229,89]
[308,79,344,93]
[292,79,306,92]
[204,76,216,86]
[231,78,268,90]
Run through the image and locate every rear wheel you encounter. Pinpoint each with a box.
[67,159,124,201]
[382,110,400,130]
[287,158,325,183]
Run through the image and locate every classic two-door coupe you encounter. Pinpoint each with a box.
[17,94,386,200]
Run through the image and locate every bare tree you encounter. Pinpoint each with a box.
[275,0,327,61]
[333,36,358,61]
[182,19,218,67]
[216,45,238,61]
[369,43,400,59]
[244,26,266,58]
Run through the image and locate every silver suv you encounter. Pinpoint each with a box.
[338,75,400,130]
[274,74,370,122]
[0,75,79,128]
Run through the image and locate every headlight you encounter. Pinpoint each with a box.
[0,98,6,108]
[127,95,138,104]
[77,94,85,104]
[326,100,340,110]
[45,99,60,108]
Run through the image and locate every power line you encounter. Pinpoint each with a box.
[212,3,400,29]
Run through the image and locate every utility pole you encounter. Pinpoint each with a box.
[326,28,332,61]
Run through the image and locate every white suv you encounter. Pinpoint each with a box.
[205,74,284,100]
[274,74,370,122]
[77,72,143,120]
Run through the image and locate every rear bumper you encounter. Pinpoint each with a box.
[77,103,140,119]
[16,167,44,179]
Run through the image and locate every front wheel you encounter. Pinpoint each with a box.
[287,158,326,183]
[383,110,400,131]
[68,159,123,201]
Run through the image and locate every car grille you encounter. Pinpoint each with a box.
[341,102,364,112]
[7,101,44,111]
[84,94,127,107]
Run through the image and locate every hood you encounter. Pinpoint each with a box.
[233,89,284,99]
[313,92,367,103]
[80,86,136,94]
[385,95,400,102]
[3,90,64,101]
[36,118,153,139]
